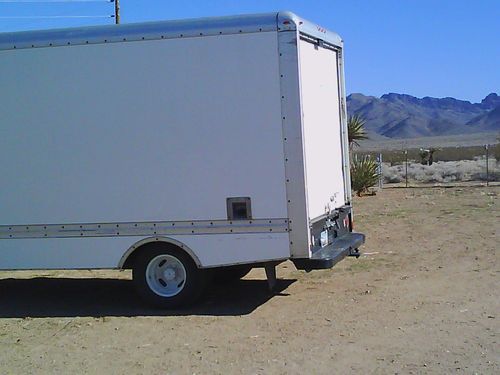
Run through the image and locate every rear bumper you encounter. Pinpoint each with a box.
[292,232,365,271]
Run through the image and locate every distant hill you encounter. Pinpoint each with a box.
[466,104,500,131]
[347,92,500,139]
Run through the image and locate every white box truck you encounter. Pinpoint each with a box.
[0,12,365,307]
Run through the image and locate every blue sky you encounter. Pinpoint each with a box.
[1,0,498,103]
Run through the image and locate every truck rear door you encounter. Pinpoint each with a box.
[298,36,347,221]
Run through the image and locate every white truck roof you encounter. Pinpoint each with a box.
[0,11,342,51]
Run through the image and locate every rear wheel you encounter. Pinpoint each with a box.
[132,245,206,308]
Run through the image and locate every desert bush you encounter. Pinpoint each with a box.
[382,158,500,183]
[356,144,498,165]
[351,156,379,195]
[381,163,403,183]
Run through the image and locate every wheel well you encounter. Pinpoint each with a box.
[121,240,198,270]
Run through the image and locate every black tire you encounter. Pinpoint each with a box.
[132,244,207,308]
[212,265,252,283]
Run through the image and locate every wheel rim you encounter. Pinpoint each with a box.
[145,254,187,297]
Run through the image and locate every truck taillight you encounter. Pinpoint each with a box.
[348,214,353,231]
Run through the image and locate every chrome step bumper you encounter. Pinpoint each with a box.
[292,232,365,271]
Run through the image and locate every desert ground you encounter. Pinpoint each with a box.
[0,186,498,374]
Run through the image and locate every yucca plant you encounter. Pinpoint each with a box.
[419,148,429,165]
[427,147,438,165]
[350,155,379,196]
[419,147,439,165]
[347,114,368,149]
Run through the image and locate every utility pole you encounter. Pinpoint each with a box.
[114,0,120,24]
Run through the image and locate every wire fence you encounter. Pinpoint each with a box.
[354,143,500,188]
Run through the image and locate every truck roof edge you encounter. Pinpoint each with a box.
[0,11,343,52]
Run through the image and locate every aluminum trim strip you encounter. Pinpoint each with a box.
[0,218,289,239]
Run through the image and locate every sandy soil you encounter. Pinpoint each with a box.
[0,187,498,374]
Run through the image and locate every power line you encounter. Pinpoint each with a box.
[0,0,119,23]
[0,1,113,3]
[0,14,114,18]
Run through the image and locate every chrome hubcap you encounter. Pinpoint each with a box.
[145,254,187,297]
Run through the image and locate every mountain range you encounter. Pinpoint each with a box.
[347,92,500,139]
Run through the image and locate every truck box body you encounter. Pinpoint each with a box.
[0,12,364,275]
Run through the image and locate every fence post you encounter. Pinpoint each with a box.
[485,144,489,187]
[404,150,408,188]
[376,153,383,189]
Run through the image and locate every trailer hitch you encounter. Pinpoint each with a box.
[348,248,361,258]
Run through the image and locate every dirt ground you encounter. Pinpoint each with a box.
[0,187,498,374]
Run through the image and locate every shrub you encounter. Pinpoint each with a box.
[381,158,500,183]
[381,163,403,183]
[351,156,379,196]
[347,114,368,148]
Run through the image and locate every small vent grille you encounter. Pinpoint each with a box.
[226,197,252,220]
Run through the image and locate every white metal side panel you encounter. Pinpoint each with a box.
[0,32,287,226]
[0,233,289,270]
[298,39,345,220]
[0,237,137,270]
[175,233,290,267]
